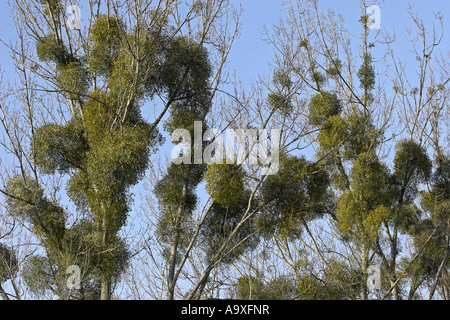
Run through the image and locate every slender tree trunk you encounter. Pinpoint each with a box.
[442,269,449,300]
[167,231,181,300]
[100,276,111,300]
[389,229,399,300]
[193,268,212,300]
[360,242,369,300]
[100,219,111,300]
[186,264,214,300]
[167,183,186,300]
[428,246,449,300]
[389,279,398,300]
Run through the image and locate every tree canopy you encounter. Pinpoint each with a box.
[0,0,448,301]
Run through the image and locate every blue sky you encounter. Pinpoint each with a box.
[232,0,450,87]
[2,1,449,97]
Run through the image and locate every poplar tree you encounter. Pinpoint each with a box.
[154,36,213,300]
[406,157,450,299]
[2,0,228,300]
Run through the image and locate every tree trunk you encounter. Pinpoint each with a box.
[389,229,399,300]
[428,246,449,300]
[186,265,214,300]
[100,277,111,300]
[167,231,181,300]
[167,183,186,300]
[192,268,212,300]
[360,242,369,300]
[100,218,111,300]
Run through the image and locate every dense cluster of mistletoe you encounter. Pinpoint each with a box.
[2,0,218,299]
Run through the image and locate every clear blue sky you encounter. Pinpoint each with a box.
[232,0,450,87]
[2,1,450,96]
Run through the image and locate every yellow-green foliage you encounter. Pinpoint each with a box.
[20,218,128,299]
[36,33,88,102]
[36,35,70,65]
[267,71,293,114]
[348,153,389,199]
[36,35,87,100]
[22,5,218,299]
[69,89,155,231]
[81,90,112,138]
[56,61,90,100]
[343,112,380,159]
[419,157,450,230]
[394,139,432,190]
[309,87,381,167]
[155,164,204,215]
[21,255,54,297]
[0,244,18,283]
[158,37,213,133]
[236,269,359,300]
[108,53,135,95]
[308,92,342,126]
[267,92,292,114]
[154,36,213,262]
[63,219,129,282]
[336,153,390,242]
[405,208,448,281]
[159,36,212,107]
[154,162,205,251]
[38,0,63,16]
[34,117,87,174]
[204,163,245,207]
[357,53,376,92]
[337,191,389,243]
[318,115,347,150]
[201,190,258,263]
[236,276,266,299]
[430,198,450,226]
[327,59,342,76]
[391,203,421,234]
[236,275,297,300]
[152,36,213,266]
[86,123,152,189]
[88,15,125,76]
[258,152,330,239]
[5,175,66,248]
